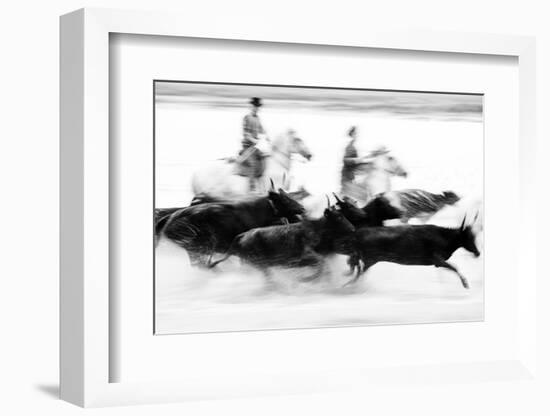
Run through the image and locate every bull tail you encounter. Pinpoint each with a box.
[156,208,200,250]
[396,189,459,218]
[154,213,172,246]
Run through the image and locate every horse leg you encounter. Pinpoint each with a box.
[434,257,470,289]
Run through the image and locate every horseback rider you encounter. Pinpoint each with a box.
[238,97,269,191]
[340,126,364,198]
[340,126,386,200]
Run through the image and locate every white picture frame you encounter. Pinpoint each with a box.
[60,7,537,407]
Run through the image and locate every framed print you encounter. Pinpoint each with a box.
[60,8,538,407]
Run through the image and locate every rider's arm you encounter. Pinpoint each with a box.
[343,157,365,167]
[343,144,362,166]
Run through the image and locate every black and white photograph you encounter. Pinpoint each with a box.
[154,81,484,334]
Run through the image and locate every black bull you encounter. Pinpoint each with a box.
[344,220,481,288]
[332,192,403,274]
[208,205,356,281]
[157,189,305,265]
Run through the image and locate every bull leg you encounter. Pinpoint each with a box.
[343,259,374,287]
[261,267,278,291]
[343,257,354,276]
[344,253,360,276]
[197,255,212,268]
[208,251,231,269]
[297,251,325,282]
[343,265,355,276]
[435,258,470,289]
[188,251,206,267]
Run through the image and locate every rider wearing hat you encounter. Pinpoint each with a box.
[239,97,268,191]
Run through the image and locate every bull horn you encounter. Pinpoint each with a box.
[460,215,467,230]
[282,173,287,189]
[332,192,343,203]
[270,178,275,191]
[325,194,331,208]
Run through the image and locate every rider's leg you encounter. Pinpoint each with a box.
[249,176,256,192]
[249,153,262,193]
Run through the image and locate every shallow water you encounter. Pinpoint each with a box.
[155,217,484,335]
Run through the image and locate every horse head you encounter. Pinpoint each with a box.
[367,148,408,178]
[274,129,312,161]
[384,154,408,178]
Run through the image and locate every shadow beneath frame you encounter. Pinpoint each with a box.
[34,383,59,399]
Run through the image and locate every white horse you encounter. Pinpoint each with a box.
[344,149,408,205]
[191,130,313,198]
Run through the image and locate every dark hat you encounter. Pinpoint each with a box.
[250,97,263,107]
